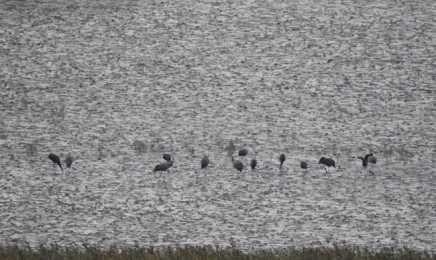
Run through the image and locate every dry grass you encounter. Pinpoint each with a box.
[0,243,434,260]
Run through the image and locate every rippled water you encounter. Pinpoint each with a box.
[1,0,436,252]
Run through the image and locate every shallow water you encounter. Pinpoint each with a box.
[0,0,436,252]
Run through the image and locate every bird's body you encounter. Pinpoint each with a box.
[250,159,257,171]
[232,156,244,173]
[65,153,74,172]
[279,154,286,169]
[48,153,63,173]
[238,148,248,160]
[163,153,172,162]
[300,161,308,171]
[319,157,335,173]
[358,153,376,173]
[153,161,173,173]
[201,155,209,170]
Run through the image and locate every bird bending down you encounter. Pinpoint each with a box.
[279,154,286,169]
[357,154,370,173]
[250,159,257,172]
[232,156,244,173]
[319,157,335,175]
[201,155,210,170]
[48,153,63,173]
[358,153,377,173]
[238,148,248,160]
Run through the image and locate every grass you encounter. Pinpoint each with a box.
[132,138,170,154]
[0,243,435,260]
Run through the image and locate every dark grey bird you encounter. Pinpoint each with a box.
[232,156,244,173]
[48,153,63,173]
[238,148,249,160]
[300,161,308,171]
[201,155,209,170]
[163,153,172,162]
[65,153,74,173]
[279,154,286,169]
[357,154,370,172]
[250,159,257,172]
[153,161,173,173]
[153,160,173,181]
[319,157,336,173]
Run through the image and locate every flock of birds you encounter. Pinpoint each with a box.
[48,148,377,176]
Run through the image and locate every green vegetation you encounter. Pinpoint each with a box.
[0,243,434,260]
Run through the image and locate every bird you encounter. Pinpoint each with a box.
[65,153,74,173]
[163,153,172,162]
[319,157,335,174]
[153,161,173,177]
[153,160,173,181]
[238,148,249,160]
[201,155,209,170]
[48,153,63,173]
[357,154,370,173]
[358,153,377,173]
[232,156,244,173]
[250,159,257,172]
[279,154,286,169]
[300,161,308,171]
